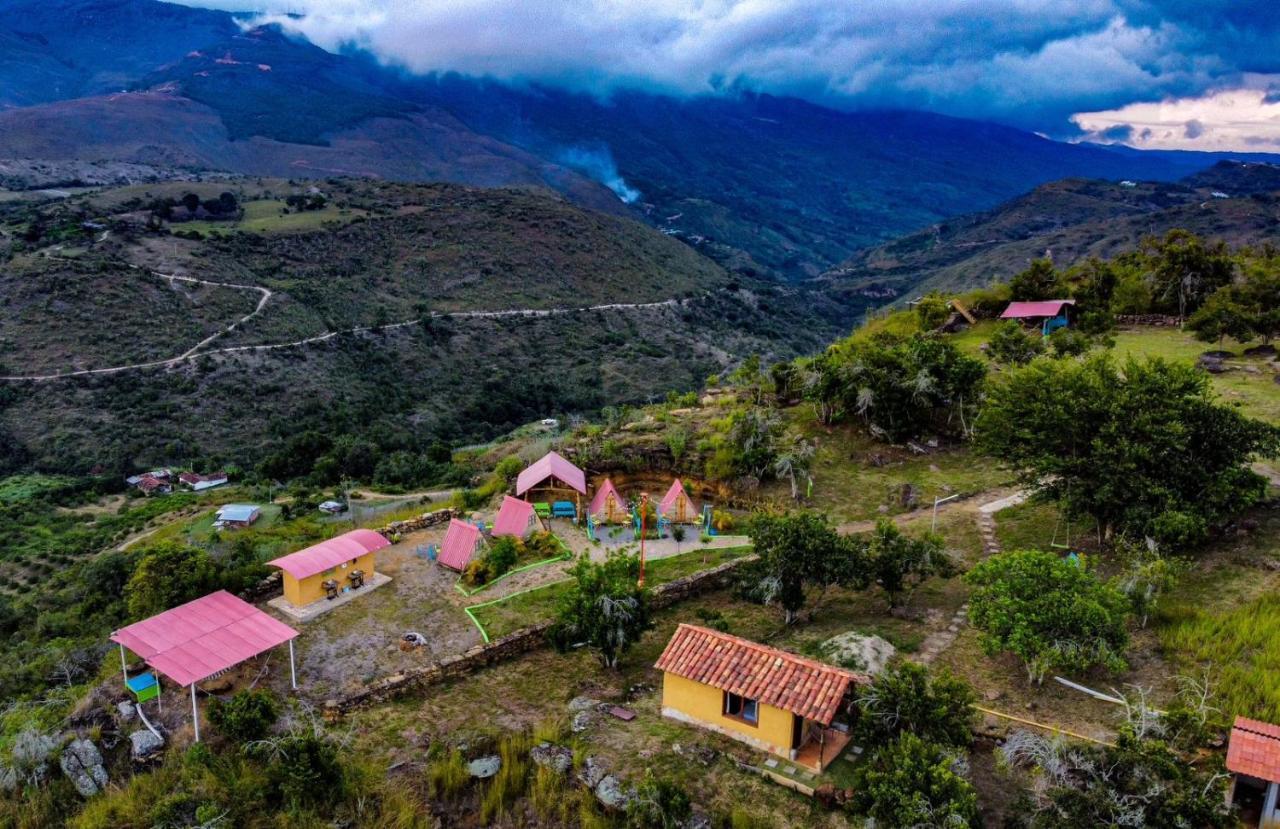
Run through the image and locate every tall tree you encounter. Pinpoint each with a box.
[742,512,865,624]
[1009,258,1064,301]
[864,519,954,608]
[548,551,653,668]
[1141,230,1235,318]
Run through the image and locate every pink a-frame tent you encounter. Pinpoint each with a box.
[110,590,299,741]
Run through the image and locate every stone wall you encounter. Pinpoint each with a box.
[239,507,458,602]
[323,553,757,718]
[1116,314,1184,327]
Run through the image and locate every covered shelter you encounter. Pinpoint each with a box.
[589,479,629,524]
[1000,299,1075,336]
[515,451,586,511]
[658,479,699,524]
[493,495,542,538]
[214,504,260,529]
[1227,716,1280,826]
[439,518,486,571]
[656,624,867,771]
[110,591,299,741]
[269,529,389,607]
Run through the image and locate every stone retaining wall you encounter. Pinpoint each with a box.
[323,553,757,717]
[1116,314,1183,327]
[239,508,458,602]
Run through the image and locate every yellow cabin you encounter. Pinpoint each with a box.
[268,529,390,608]
[655,624,867,771]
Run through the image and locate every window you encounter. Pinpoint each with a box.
[723,692,759,725]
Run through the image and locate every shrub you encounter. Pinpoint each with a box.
[855,663,976,749]
[987,320,1045,365]
[850,733,978,828]
[207,689,279,743]
[626,771,691,828]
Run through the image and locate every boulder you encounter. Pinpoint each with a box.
[594,774,631,810]
[129,729,164,761]
[568,695,601,713]
[467,755,501,779]
[579,755,608,789]
[572,710,596,733]
[530,743,573,774]
[116,701,136,722]
[816,632,896,674]
[59,739,108,797]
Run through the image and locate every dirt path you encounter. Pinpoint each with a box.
[0,292,702,382]
[835,485,1022,535]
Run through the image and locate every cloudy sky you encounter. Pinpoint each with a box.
[191,0,1280,149]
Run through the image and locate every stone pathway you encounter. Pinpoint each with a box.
[911,491,1015,665]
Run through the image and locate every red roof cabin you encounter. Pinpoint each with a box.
[110,590,299,741]
[515,451,587,510]
[1227,716,1280,826]
[656,624,867,772]
[493,495,543,539]
[439,518,486,571]
[1000,299,1075,336]
[658,479,699,524]
[588,479,629,524]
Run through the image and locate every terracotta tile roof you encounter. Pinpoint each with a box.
[655,624,868,725]
[1228,716,1280,782]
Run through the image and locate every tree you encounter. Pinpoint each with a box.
[1009,259,1063,301]
[850,733,979,828]
[1142,230,1235,318]
[854,663,976,749]
[1001,728,1233,828]
[1188,287,1254,348]
[208,689,280,743]
[977,353,1279,546]
[670,524,686,554]
[1113,540,1186,628]
[916,293,951,330]
[125,542,219,618]
[548,552,653,668]
[966,550,1131,684]
[863,519,954,608]
[741,512,865,624]
[987,320,1044,365]
[1068,257,1118,336]
[772,437,815,500]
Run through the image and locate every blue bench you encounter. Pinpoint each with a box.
[551,501,577,519]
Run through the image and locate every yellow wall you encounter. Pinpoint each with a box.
[661,672,795,757]
[282,551,377,607]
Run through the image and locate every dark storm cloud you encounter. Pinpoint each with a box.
[187,1,1280,135]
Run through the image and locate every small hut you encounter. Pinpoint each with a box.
[659,479,699,524]
[516,451,587,512]
[589,479,629,524]
[1000,299,1075,336]
[439,519,486,571]
[493,495,543,539]
[268,528,389,608]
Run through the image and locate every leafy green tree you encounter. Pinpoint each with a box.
[1141,230,1235,318]
[863,519,954,608]
[1188,287,1255,348]
[1068,258,1118,336]
[966,550,1131,684]
[125,543,219,618]
[741,512,866,624]
[208,689,280,743]
[724,407,783,478]
[850,733,979,828]
[987,320,1044,365]
[772,437,815,500]
[1009,259,1064,301]
[977,353,1279,546]
[1113,540,1187,628]
[916,293,951,330]
[855,663,976,749]
[548,551,652,668]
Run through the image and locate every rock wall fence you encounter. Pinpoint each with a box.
[1116,314,1184,327]
[323,553,757,718]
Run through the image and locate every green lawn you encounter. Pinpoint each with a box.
[0,473,77,503]
[177,200,367,237]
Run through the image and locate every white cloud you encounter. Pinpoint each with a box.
[1072,78,1280,150]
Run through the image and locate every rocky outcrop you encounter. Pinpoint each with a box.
[129,729,164,761]
[59,739,108,797]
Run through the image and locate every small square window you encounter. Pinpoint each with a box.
[724,692,759,725]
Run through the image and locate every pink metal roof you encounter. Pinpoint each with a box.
[659,478,694,516]
[267,529,389,581]
[493,495,537,538]
[515,451,586,496]
[589,479,626,516]
[110,591,298,687]
[439,519,482,571]
[1000,300,1075,319]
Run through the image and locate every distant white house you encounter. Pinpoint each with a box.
[179,471,229,491]
[1212,191,1231,199]
[214,504,261,529]
[1119,180,1137,188]
[540,418,560,429]
[318,500,346,514]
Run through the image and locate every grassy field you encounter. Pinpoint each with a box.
[0,473,77,503]
[177,199,367,236]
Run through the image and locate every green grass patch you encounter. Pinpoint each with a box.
[0,474,77,503]
[177,199,367,237]
[467,545,754,641]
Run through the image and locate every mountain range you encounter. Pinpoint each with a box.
[2,0,1269,280]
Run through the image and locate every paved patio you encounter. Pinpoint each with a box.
[267,571,392,622]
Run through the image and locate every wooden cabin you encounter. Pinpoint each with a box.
[655,624,867,772]
[515,451,586,511]
[588,479,629,524]
[268,529,389,608]
[658,479,698,524]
